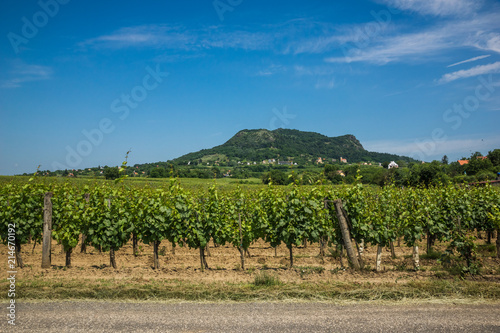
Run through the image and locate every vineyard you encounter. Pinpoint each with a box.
[1,176,499,277]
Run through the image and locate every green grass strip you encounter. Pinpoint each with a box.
[2,279,499,302]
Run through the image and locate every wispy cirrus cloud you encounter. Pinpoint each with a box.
[439,61,500,83]
[1,63,53,88]
[325,28,454,64]
[325,13,500,65]
[291,65,342,89]
[377,0,482,17]
[285,20,395,55]
[80,25,195,49]
[314,78,338,90]
[255,64,286,77]
[447,55,490,67]
[79,11,500,70]
[80,24,273,52]
[470,32,500,53]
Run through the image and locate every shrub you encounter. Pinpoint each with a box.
[253,271,280,286]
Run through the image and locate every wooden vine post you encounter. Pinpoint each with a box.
[376,245,383,272]
[333,199,360,270]
[413,245,420,269]
[107,198,117,269]
[340,204,365,269]
[238,213,245,270]
[41,192,53,269]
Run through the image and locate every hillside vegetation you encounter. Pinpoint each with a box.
[171,129,415,165]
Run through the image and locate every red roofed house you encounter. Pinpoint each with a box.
[458,156,487,166]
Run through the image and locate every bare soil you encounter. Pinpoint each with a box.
[3,237,500,286]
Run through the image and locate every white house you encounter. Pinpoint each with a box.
[388,161,399,169]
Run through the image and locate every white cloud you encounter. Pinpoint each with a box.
[81,25,198,50]
[447,55,490,67]
[254,64,286,77]
[81,25,273,52]
[205,30,273,51]
[286,21,395,55]
[326,28,453,64]
[314,78,337,90]
[469,32,500,54]
[378,0,481,17]
[1,63,53,88]
[79,13,500,69]
[325,14,500,65]
[439,61,500,83]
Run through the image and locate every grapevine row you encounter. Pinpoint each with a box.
[1,179,499,270]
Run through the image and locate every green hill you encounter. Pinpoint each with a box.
[171,129,416,165]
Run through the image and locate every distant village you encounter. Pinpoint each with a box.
[191,156,353,167]
[38,157,403,178]
[32,153,498,188]
[188,156,401,169]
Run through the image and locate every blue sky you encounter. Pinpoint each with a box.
[1,0,499,175]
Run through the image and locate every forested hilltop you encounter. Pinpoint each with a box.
[171,129,416,165]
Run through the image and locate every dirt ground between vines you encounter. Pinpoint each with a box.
[3,237,500,286]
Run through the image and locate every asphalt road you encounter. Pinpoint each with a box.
[2,301,499,332]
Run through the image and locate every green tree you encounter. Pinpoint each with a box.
[408,161,447,187]
[466,153,492,176]
[487,149,500,167]
[324,164,343,184]
[447,161,466,178]
[103,166,119,180]
[149,167,166,178]
[262,169,289,185]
